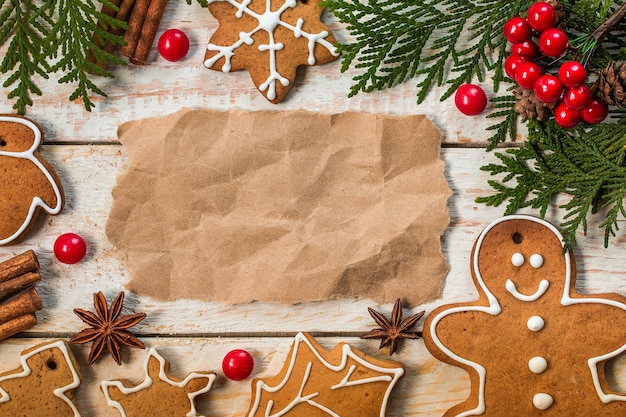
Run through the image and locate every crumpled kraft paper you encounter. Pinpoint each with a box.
[106,109,451,305]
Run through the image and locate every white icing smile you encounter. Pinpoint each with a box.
[505,279,550,302]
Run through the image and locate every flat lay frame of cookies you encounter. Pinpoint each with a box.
[1,1,626,416]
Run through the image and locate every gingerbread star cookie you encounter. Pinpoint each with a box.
[424,215,626,416]
[0,115,64,245]
[247,332,404,416]
[0,340,82,417]
[203,0,339,103]
[101,348,215,417]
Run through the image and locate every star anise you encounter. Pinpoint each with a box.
[361,298,424,356]
[70,291,146,365]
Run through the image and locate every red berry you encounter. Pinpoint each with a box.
[515,61,543,89]
[563,85,592,111]
[510,40,540,58]
[503,17,532,43]
[158,29,190,62]
[581,98,609,124]
[527,2,557,32]
[454,84,488,116]
[222,349,254,380]
[554,101,581,128]
[504,54,529,79]
[533,74,563,103]
[538,28,568,57]
[558,61,587,88]
[54,233,87,264]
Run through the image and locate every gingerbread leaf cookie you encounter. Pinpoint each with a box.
[101,348,216,417]
[203,0,339,103]
[424,215,626,416]
[247,332,404,416]
[0,340,82,417]
[0,115,64,245]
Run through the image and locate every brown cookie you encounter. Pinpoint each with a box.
[0,115,64,245]
[203,0,339,103]
[101,348,215,417]
[424,215,626,415]
[0,340,82,417]
[247,332,404,416]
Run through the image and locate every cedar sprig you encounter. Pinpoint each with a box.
[186,0,209,6]
[0,0,127,114]
[321,0,533,103]
[0,0,51,115]
[485,89,517,149]
[477,118,626,249]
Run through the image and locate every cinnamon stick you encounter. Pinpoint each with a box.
[119,0,152,58]
[88,0,123,66]
[0,314,37,341]
[0,288,42,325]
[131,0,168,65]
[0,250,39,284]
[0,271,40,300]
[89,0,138,68]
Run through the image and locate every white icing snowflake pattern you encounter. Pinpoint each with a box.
[204,0,339,101]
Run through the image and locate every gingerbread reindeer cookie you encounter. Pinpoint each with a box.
[424,215,626,416]
[0,115,64,245]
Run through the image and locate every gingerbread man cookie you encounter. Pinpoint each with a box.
[101,348,215,417]
[424,215,626,416]
[0,340,82,417]
[203,0,339,103]
[0,115,64,245]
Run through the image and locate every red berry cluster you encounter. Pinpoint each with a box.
[503,2,608,128]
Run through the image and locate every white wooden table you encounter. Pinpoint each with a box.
[1,2,625,416]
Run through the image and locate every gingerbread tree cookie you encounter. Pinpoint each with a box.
[0,340,82,417]
[0,115,64,245]
[424,215,626,415]
[247,332,404,416]
[203,0,339,103]
[101,348,215,417]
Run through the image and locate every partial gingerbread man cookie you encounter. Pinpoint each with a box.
[0,115,64,245]
[247,332,404,416]
[203,0,339,103]
[424,215,626,416]
[101,348,215,417]
[0,340,82,417]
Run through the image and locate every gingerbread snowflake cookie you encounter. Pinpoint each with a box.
[101,348,215,417]
[0,340,82,416]
[0,115,64,245]
[203,0,339,103]
[424,215,626,415]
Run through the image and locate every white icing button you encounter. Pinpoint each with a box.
[527,316,545,332]
[533,393,554,410]
[530,253,544,268]
[511,252,525,267]
[528,356,548,374]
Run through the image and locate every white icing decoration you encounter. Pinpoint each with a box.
[204,0,339,99]
[511,252,524,267]
[528,356,548,374]
[101,348,216,417]
[0,116,63,245]
[533,393,554,410]
[428,215,626,415]
[247,332,404,417]
[526,316,545,332]
[530,253,544,269]
[0,340,81,416]
[505,278,549,302]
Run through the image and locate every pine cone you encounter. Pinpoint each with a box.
[592,61,626,108]
[514,87,555,121]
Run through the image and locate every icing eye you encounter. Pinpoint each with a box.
[530,254,544,268]
[0,137,6,147]
[511,252,525,267]
[512,232,523,244]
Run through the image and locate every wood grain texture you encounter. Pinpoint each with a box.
[0,1,625,416]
